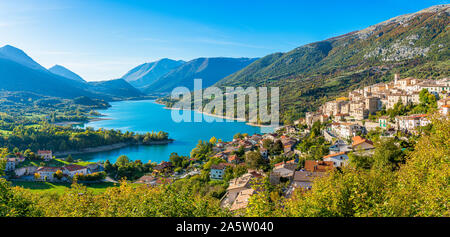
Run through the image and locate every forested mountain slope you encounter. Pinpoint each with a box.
[214,5,449,123]
[143,57,257,93]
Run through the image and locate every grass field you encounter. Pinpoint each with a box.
[11,181,123,195]
[17,158,95,169]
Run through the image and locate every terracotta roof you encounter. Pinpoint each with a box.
[323,151,347,159]
[135,175,156,183]
[38,150,52,154]
[351,136,374,147]
[304,160,334,172]
[64,164,87,172]
[154,162,173,171]
[37,167,61,172]
[211,163,228,170]
[397,114,428,120]
[274,162,284,167]
[352,139,374,147]
[410,114,428,118]
[352,136,364,143]
[230,188,255,211]
[228,155,238,161]
[293,171,327,182]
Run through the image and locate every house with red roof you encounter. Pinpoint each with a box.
[323,152,349,167]
[351,136,375,151]
[304,160,334,173]
[153,161,173,173]
[63,164,89,177]
[227,154,239,164]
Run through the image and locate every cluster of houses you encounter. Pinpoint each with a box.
[2,150,104,182]
[306,75,449,134]
[212,133,299,164]
[213,133,378,211]
[212,75,450,212]
[208,76,450,211]
[271,160,333,194]
[205,126,378,211]
[4,150,53,172]
[220,170,264,212]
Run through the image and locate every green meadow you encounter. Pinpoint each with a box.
[11,181,123,195]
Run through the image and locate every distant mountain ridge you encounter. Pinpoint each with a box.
[0,45,47,71]
[0,45,258,101]
[88,79,145,99]
[143,57,258,93]
[49,65,86,83]
[0,56,96,99]
[0,45,143,101]
[122,58,185,89]
[213,4,449,122]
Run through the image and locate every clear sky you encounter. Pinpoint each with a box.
[0,0,447,81]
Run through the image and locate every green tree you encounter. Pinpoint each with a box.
[376,117,449,216]
[66,154,74,163]
[372,138,405,171]
[245,151,265,169]
[0,179,39,217]
[270,140,284,156]
[116,155,130,167]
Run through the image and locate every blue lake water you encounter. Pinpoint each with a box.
[76,100,264,163]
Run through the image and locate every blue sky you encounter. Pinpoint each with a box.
[0,0,447,81]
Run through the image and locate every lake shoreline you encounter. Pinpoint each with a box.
[154,100,275,128]
[54,139,174,157]
[76,99,261,163]
[53,117,111,126]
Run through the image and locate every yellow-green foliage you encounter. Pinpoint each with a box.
[1,118,448,217]
[376,116,449,216]
[1,180,230,217]
[247,117,449,217]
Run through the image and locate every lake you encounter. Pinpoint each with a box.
[76,100,265,163]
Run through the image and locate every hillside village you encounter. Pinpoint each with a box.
[3,150,106,183]
[193,74,450,212]
[2,74,449,214]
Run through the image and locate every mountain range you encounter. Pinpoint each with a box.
[122,59,185,89]
[212,4,449,122]
[120,57,258,94]
[0,44,257,102]
[141,57,258,93]
[0,45,143,101]
[0,45,47,71]
[48,65,86,83]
